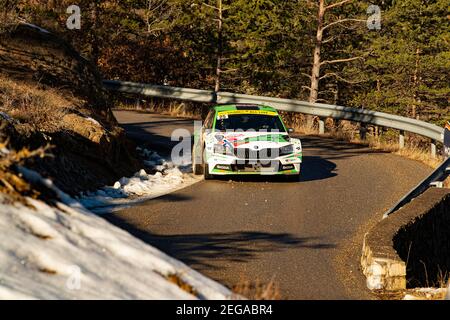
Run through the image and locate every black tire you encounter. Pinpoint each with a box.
[204,163,213,180]
[286,165,301,182]
[284,173,301,182]
[192,144,203,175]
[193,163,203,175]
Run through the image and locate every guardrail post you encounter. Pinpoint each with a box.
[431,140,437,158]
[318,118,325,134]
[399,130,405,149]
[135,98,141,110]
[359,123,367,141]
[102,80,445,147]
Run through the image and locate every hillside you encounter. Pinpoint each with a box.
[0,22,234,300]
[0,23,140,195]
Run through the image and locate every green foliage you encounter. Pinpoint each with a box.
[346,0,449,125]
[3,0,449,125]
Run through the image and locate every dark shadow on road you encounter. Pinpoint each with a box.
[154,193,193,202]
[213,174,294,183]
[105,214,336,272]
[115,111,389,160]
[299,135,390,161]
[213,155,337,183]
[119,119,193,155]
[300,156,337,182]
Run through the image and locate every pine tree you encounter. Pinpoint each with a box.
[348,0,450,125]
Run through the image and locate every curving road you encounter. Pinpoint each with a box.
[109,110,431,299]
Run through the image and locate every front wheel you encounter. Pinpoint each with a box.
[284,173,301,182]
[204,163,213,180]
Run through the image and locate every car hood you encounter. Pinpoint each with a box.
[210,132,291,148]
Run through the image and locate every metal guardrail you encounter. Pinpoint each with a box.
[384,124,450,217]
[384,157,450,217]
[103,80,449,216]
[104,80,444,144]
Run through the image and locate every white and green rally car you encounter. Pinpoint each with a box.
[192,104,302,180]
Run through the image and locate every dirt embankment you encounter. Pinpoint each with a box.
[0,24,141,195]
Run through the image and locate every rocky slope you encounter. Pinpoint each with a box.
[0,23,140,195]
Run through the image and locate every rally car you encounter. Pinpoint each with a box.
[192,104,302,180]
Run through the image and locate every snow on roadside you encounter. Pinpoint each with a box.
[19,21,50,34]
[0,169,233,300]
[84,116,101,126]
[0,111,14,123]
[78,148,201,214]
[403,287,448,300]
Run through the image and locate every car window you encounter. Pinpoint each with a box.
[215,114,285,132]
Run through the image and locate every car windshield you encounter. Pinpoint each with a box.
[215,114,286,132]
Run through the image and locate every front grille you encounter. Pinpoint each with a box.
[234,148,281,160]
[231,161,281,172]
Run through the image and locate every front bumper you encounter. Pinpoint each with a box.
[207,154,302,175]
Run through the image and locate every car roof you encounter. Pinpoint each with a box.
[212,104,278,113]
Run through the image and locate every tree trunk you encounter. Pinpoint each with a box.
[214,0,223,93]
[412,47,421,119]
[90,1,100,65]
[307,0,325,128]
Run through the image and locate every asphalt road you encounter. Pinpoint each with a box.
[109,110,431,300]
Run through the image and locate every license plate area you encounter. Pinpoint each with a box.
[232,160,280,172]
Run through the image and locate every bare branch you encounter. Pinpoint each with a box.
[319,72,365,84]
[201,3,220,11]
[320,56,364,66]
[322,35,339,44]
[324,0,353,11]
[322,18,366,32]
[147,0,168,13]
[301,73,312,79]
[141,0,178,35]
[143,27,167,34]
[302,86,313,92]
[318,89,338,95]
[221,67,240,74]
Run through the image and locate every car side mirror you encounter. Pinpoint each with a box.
[288,128,294,134]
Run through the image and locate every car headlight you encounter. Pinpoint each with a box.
[213,144,233,156]
[280,144,294,156]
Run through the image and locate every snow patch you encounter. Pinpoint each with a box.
[0,112,13,123]
[403,287,448,300]
[84,117,100,126]
[78,149,200,213]
[20,22,50,34]
[0,169,233,300]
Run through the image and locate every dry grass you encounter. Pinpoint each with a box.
[232,276,281,300]
[403,288,448,300]
[288,117,446,170]
[0,140,49,202]
[436,270,450,289]
[0,76,73,132]
[0,1,19,33]
[165,273,198,297]
[114,98,203,120]
[401,266,449,300]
